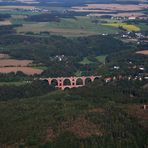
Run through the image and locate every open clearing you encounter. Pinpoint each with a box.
[79,57,93,65]
[0,67,43,75]
[96,55,107,64]
[136,50,148,55]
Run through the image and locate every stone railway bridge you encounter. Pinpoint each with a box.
[40,76,101,90]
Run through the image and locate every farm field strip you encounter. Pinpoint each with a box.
[136,50,148,55]
[0,20,11,26]
[0,59,33,67]
[71,4,148,17]
[88,12,145,17]
[102,23,140,31]
[0,6,36,10]
[0,67,43,75]
[0,53,43,75]
[72,4,148,11]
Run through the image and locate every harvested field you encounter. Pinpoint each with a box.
[0,59,33,67]
[72,4,148,11]
[71,4,148,17]
[16,0,39,4]
[0,67,43,75]
[0,53,10,59]
[0,6,36,10]
[88,12,145,17]
[0,54,43,75]
[0,20,11,26]
[136,50,148,55]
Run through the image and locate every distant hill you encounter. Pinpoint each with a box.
[0,0,147,4]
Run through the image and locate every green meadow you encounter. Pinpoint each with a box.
[16,17,120,36]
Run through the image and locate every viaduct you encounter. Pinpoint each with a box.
[40,76,101,90]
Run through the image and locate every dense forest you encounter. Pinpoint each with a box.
[0,80,147,147]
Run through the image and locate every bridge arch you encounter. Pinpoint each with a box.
[76,78,83,85]
[51,79,58,86]
[94,77,100,81]
[64,87,71,91]
[85,77,92,85]
[63,78,71,85]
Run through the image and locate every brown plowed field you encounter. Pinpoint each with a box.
[0,54,10,59]
[71,4,148,17]
[0,59,33,67]
[0,67,43,75]
[136,50,148,55]
[72,4,148,11]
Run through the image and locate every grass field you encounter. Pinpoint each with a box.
[79,55,107,65]
[96,55,107,64]
[79,57,93,65]
[75,70,82,77]
[17,17,120,36]
[138,23,148,31]
[35,66,48,70]
[103,23,140,31]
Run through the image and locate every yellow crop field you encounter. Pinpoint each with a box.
[103,23,140,31]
